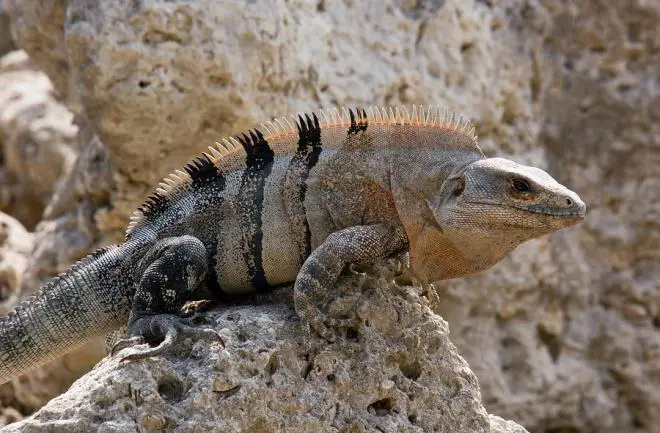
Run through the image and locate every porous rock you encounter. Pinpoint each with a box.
[1,273,527,433]
[0,0,15,56]
[0,212,31,311]
[2,1,659,432]
[0,50,77,230]
[431,2,660,432]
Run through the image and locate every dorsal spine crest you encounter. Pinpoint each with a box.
[296,113,321,150]
[125,105,480,239]
[347,108,368,135]
[238,129,274,166]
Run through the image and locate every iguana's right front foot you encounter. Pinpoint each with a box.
[294,225,408,342]
[111,314,224,363]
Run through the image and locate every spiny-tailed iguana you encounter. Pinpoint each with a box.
[0,106,586,384]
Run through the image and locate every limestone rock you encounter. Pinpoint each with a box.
[2,0,658,432]
[0,50,77,230]
[7,0,544,237]
[431,2,660,432]
[0,50,109,422]
[1,274,527,433]
[0,212,31,310]
[4,0,69,99]
[0,0,15,57]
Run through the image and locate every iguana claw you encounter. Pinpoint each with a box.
[111,314,224,363]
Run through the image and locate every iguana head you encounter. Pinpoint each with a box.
[392,154,586,282]
[435,156,586,235]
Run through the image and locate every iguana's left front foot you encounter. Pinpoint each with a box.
[111,314,223,362]
[113,235,223,362]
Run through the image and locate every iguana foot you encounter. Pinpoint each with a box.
[110,336,145,356]
[294,225,409,343]
[112,314,224,363]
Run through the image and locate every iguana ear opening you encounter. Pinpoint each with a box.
[451,177,465,197]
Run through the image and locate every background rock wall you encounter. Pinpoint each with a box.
[0,0,658,432]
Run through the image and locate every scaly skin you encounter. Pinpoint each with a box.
[0,106,586,383]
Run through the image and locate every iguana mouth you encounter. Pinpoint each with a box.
[467,201,585,219]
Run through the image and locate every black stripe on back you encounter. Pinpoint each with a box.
[237,129,274,291]
[294,113,322,257]
[130,154,224,241]
[347,108,368,135]
[184,154,225,186]
[135,191,170,220]
[185,155,227,297]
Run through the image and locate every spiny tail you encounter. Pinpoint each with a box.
[0,244,133,384]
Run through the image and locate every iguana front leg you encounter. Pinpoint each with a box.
[111,235,223,361]
[295,224,408,341]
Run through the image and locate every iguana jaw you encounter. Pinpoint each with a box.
[460,200,586,230]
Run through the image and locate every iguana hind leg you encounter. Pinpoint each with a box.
[111,235,223,362]
[295,224,408,341]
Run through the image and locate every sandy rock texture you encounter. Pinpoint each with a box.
[0,212,31,312]
[431,3,660,432]
[1,274,527,433]
[0,0,15,57]
[0,0,657,432]
[0,50,77,230]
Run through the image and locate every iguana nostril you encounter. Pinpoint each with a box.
[566,198,572,206]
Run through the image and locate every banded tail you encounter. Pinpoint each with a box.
[0,244,133,384]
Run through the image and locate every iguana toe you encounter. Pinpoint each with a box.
[110,336,145,357]
[114,314,224,363]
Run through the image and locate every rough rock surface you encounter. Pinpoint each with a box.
[0,50,77,230]
[1,274,527,433]
[0,0,15,57]
[1,0,658,432]
[0,212,31,311]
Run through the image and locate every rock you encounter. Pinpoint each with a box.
[0,51,107,421]
[0,273,528,432]
[0,50,78,230]
[3,0,69,99]
[0,338,105,424]
[0,212,32,311]
[6,0,546,237]
[0,0,15,57]
[489,415,529,433]
[1,0,658,432]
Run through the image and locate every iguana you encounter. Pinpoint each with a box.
[0,106,586,384]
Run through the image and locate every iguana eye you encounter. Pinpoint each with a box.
[511,178,531,193]
[452,177,465,197]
